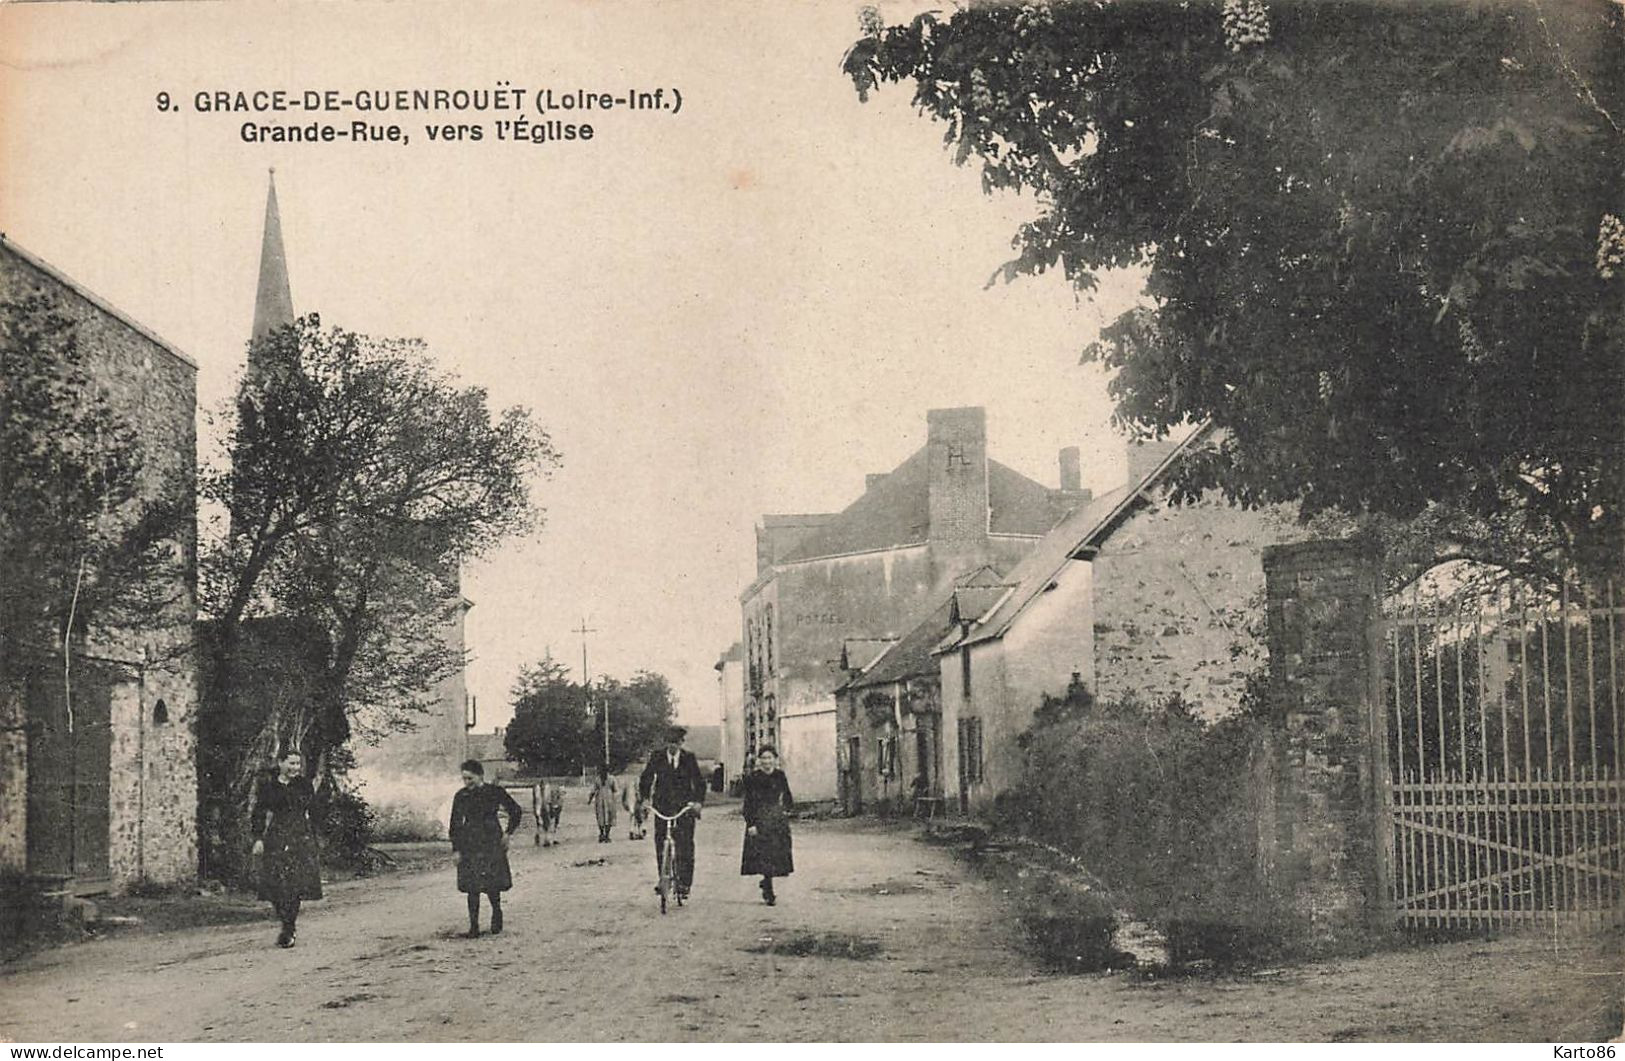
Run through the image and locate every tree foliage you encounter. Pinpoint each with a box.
[200,313,558,825]
[592,671,680,773]
[504,659,585,775]
[505,661,676,775]
[846,0,1624,582]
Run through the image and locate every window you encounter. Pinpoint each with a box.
[878,736,898,780]
[958,717,984,785]
[152,698,169,724]
[960,648,972,700]
[764,605,774,676]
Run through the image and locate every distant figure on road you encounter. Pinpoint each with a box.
[546,781,564,834]
[449,759,523,938]
[252,749,323,948]
[588,765,619,843]
[638,726,706,900]
[625,774,648,840]
[740,745,794,906]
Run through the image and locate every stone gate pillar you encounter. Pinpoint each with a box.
[1261,540,1392,949]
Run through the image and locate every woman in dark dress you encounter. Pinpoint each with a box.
[252,749,323,948]
[449,759,523,937]
[740,745,794,905]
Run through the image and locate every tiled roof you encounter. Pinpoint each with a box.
[989,460,1069,535]
[945,486,1130,652]
[943,421,1215,651]
[844,566,1008,690]
[778,453,1069,563]
[779,448,932,561]
[951,583,1015,625]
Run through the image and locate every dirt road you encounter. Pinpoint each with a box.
[1,811,1618,1042]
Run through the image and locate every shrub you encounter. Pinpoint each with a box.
[1018,880,1122,972]
[1005,679,1296,967]
[368,803,445,843]
[317,784,376,866]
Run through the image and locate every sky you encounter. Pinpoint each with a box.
[0,0,1144,730]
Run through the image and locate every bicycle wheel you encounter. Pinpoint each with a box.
[658,841,674,915]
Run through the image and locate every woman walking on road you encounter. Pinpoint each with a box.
[740,746,794,906]
[252,749,323,948]
[588,765,619,843]
[449,760,523,937]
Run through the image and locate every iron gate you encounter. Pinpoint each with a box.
[1380,573,1622,931]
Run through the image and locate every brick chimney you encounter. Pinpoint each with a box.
[1058,447,1081,492]
[927,407,989,543]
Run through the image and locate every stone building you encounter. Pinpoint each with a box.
[932,424,1309,813]
[0,237,199,892]
[741,407,1086,802]
[834,566,1006,814]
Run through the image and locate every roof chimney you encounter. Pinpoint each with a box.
[1058,447,1081,492]
[927,407,989,544]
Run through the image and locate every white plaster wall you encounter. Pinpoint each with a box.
[779,707,837,802]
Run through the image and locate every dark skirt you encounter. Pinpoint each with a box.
[741,807,793,877]
[457,846,514,893]
[257,830,323,902]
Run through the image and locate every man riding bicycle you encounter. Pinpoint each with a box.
[637,725,706,900]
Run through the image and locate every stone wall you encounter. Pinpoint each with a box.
[107,653,199,886]
[1260,540,1392,950]
[0,241,199,890]
[838,679,942,812]
[1091,491,1304,717]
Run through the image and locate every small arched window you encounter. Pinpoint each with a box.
[152,698,169,724]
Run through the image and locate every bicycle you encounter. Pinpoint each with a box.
[650,803,694,914]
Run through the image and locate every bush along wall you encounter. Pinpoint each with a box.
[1001,678,1300,969]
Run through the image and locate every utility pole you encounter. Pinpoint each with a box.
[573,618,603,767]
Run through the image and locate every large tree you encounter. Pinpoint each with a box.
[846,0,1623,583]
[201,314,558,864]
[506,662,677,775]
[504,659,590,776]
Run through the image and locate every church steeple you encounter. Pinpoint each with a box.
[250,169,294,346]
